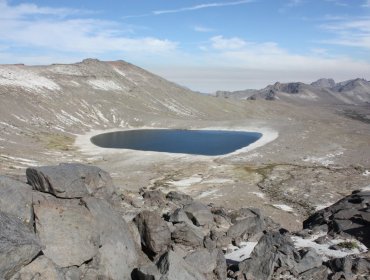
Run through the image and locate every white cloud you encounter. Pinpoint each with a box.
[320,18,370,49]
[153,0,254,15]
[210,35,247,50]
[0,0,80,19]
[194,25,214,32]
[0,1,177,56]
[148,36,370,92]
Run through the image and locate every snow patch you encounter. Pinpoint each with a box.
[196,189,218,199]
[250,192,265,199]
[87,79,122,91]
[0,66,60,91]
[303,150,344,166]
[292,233,367,260]
[363,170,370,176]
[201,178,233,184]
[273,204,294,212]
[225,242,258,263]
[169,176,202,187]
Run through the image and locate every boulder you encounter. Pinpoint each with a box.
[183,202,213,227]
[298,265,329,280]
[227,216,265,241]
[134,262,162,280]
[9,256,64,280]
[0,176,33,225]
[33,196,99,267]
[134,210,171,257]
[168,208,193,224]
[239,232,322,280]
[26,163,116,199]
[166,191,193,205]
[184,249,218,275]
[303,190,370,247]
[0,211,41,279]
[83,197,140,280]
[142,190,166,207]
[171,222,205,247]
[157,250,206,280]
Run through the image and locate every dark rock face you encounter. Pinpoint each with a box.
[0,211,41,279]
[26,163,116,199]
[171,222,205,247]
[239,232,322,280]
[33,196,100,267]
[166,191,193,205]
[156,250,206,280]
[303,190,370,247]
[183,202,214,226]
[134,210,171,257]
[83,197,139,279]
[0,176,34,225]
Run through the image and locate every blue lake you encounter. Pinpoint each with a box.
[90,129,262,156]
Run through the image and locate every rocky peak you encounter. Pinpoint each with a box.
[311,78,336,88]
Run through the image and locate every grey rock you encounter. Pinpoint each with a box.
[83,197,139,280]
[171,222,205,247]
[214,249,227,280]
[168,208,192,224]
[156,250,206,280]
[298,265,329,280]
[135,262,161,280]
[227,216,265,241]
[0,176,33,225]
[228,208,261,223]
[26,163,116,199]
[295,249,322,274]
[33,197,99,267]
[63,266,81,280]
[183,202,213,227]
[9,256,64,280]
[184,249,218,275]
[135,210,171,256]
[239,232,299,280]
[304,190,370,247]
[142,190,166,207]
[166,191,193,205]
[0,211,41,279]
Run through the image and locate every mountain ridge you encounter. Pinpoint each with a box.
[216,78,370,105]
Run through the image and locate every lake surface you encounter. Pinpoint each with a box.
[90,129,262,156]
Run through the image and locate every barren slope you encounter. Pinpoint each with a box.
[1,59,370,230]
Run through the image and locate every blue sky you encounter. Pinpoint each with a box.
[1,0,370,92]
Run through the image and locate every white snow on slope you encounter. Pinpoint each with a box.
[0,67,60,91]
[169,176,202,187]
[225,242,258,263]
[292,233,367,260]
[87,79,122,91]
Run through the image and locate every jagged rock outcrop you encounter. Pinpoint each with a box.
[0,211,41,279]
[1,164,369,279]
[26,163,116,199]
[0,176,34,225]
[134,210,171,257]
[303,190,370,247]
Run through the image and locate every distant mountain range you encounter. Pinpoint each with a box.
[216,78,370,105]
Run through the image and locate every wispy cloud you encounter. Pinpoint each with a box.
[0,0,177,57]
[324,0,348,7]
[363,0,370,7]
[153,0,254,15]
[320,18,370,49]
[194,25,214,33]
